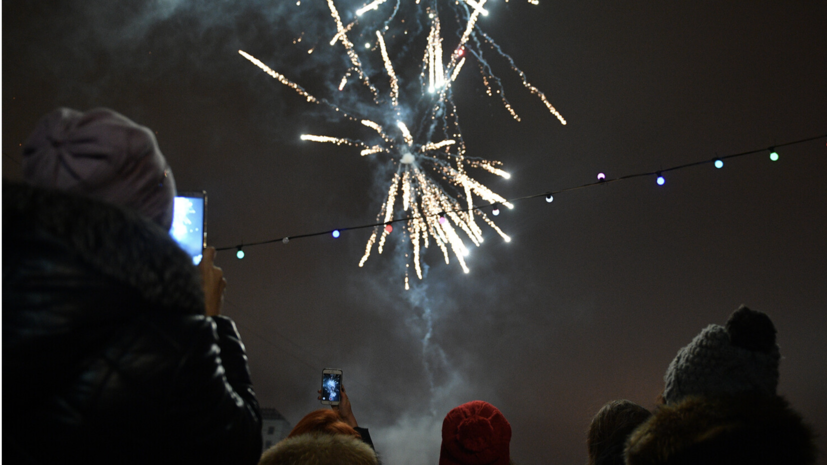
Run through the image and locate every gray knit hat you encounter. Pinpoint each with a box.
[663,306,780,404]
[22,107,176,230]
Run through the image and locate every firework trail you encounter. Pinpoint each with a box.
[240,0,564,287]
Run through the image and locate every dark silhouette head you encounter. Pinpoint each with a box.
[587,400,652,465]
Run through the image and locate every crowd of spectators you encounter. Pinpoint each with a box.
[3,108,817,464]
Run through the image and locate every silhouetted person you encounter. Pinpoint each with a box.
[440,400,514,465]
[625,306,816,465]
[260,388,378,465]
[3,108,262,464]
[587,400,651,465]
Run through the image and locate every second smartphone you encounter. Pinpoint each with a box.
[320,368,343,405]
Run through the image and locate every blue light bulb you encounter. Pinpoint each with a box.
[714,159,724,169]
[236,249,245,259]
[657,175,665,186]
[332,230,340,238]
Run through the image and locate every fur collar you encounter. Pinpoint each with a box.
[260,434,378,465]
[3,182,203,314]
[626,394,817,465]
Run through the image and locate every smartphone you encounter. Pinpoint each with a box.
[169,191,207,265]
[320,368,343,405]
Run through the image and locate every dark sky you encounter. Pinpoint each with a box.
[4,1,827,463]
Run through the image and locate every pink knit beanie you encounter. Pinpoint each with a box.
[22,107,176,229]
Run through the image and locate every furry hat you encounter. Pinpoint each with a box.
[22,107,176,230]
[259,434,378,465]
[440,401,512,465]
[663,306,780,404]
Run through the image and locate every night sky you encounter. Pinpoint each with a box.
[4,1,827,463]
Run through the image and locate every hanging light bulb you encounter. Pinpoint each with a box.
[597,172,606,181]
[492,204,500,216]
[656,174,665,186]
[236,247,245,259]
[545,193,554,203]
[769,148,779,161]
[385,224,393,233]
[714,159,724,169]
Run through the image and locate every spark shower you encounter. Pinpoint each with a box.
[240,0,565,288]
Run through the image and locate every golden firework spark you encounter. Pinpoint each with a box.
[241,0,563,286]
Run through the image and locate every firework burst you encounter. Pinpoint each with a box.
[241,0,564,288]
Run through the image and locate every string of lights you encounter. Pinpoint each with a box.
[217,133,827,259]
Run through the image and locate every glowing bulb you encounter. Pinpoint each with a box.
[714,159,724,169]
[439,216,446,224]
[769,150,779,161]
[332,230,341,238]
[545,194,554,203]
[385,224,393,233]
[365,43,371,49]
[492,205,500,216]
[656,175,665,186]
[236,248,245,259]
[597,172,606,181]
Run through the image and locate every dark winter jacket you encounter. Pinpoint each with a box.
[354,426,375,450]
[625,394,817,465]
[2,182,262,464]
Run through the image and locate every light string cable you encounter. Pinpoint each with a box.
[215,133,827,253]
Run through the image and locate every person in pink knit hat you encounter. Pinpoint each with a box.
[439,401,513,465]
[4,107,262,465]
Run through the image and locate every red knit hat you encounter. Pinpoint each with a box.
[439,401,512,465]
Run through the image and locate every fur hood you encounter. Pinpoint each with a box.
[259,434,379,465]
[3,182,203,314]
[626,394,817,465]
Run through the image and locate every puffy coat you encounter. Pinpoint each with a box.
[625,394,817,465]
[2,183,262,464]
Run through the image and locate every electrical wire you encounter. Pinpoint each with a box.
[216,133,826,253]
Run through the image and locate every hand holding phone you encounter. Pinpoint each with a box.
[333,385,358,428]
[199,247,226,317]
[320,368,343,406]
[317,374,359,428]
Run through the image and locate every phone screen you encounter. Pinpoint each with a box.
[170,192,206,265]
[321,371,342,404]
